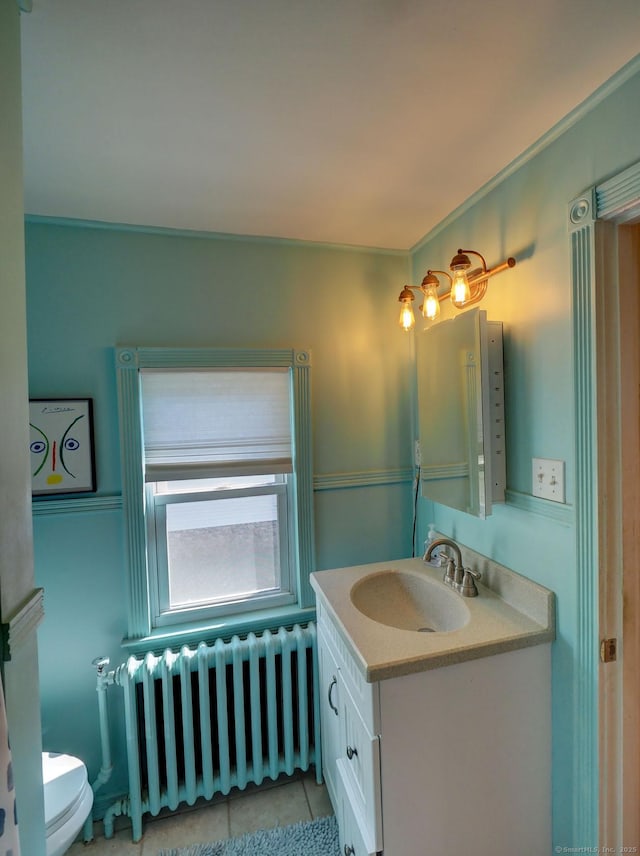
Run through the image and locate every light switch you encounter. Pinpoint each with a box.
[532,457,565,503]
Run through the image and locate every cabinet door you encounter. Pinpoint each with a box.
[317,628,341,809]
[338,681,382,852]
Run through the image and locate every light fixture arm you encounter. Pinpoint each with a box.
[468,255,516,285]
[455,249,487,274]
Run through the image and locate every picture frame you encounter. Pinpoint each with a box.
[29,398,96,496]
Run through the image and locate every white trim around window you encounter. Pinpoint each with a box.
[116,347,316,644]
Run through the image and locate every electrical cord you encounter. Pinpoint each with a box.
[412,465,420,557]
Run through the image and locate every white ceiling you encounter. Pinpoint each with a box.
[19,1,640,250]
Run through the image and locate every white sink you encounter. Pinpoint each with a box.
[350,568,470,633]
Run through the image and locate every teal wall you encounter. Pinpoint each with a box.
[26,223,414,804]
[26,60,640,847]
[412,66,640,847]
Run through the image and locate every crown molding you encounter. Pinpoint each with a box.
[411,53,640,256]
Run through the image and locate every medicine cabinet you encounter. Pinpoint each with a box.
[416,308,506,518]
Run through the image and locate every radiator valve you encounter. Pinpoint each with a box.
[92,656,110,676]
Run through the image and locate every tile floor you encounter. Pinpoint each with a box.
[69,772,333,855]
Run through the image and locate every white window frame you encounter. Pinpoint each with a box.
[147,476,296,625]
[116,347,315,643]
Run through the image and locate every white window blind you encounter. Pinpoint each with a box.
[140,367,293,481]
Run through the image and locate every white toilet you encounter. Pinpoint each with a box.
[42,752,93,856]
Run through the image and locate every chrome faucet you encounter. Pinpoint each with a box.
[423,537,481,597]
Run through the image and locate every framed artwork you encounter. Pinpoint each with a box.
[29,398,96,496]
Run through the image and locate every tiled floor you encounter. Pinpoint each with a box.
[69,772,333,855]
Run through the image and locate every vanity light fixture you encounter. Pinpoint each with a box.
[398,249,516,331]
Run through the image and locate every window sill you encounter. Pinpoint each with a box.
[121,603,317,655]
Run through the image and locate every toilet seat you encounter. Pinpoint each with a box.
[42,752,93,856]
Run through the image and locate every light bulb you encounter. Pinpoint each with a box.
[451,269,471,307]
[399,300,415,332]
[422,285,440,320]
[449,250,473,308]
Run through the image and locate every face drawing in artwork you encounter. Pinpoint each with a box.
[30,407,85,490]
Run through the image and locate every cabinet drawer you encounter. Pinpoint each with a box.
[336,765,378,856]
[338,682,382,852]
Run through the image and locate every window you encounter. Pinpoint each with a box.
[116,348,315,642]
[150,475,290,618]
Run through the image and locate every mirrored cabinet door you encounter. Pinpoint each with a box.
[416,308,505,518]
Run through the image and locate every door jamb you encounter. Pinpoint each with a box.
[569,159,640,847]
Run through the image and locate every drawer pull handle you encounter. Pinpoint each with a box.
[328,676,338,716]
[346,745,358,760]
[344,845,355,856]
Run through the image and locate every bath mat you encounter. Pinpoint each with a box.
[158,813,340,856]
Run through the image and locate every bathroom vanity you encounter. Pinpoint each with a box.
[311,553,555,856]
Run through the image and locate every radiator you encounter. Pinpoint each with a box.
[100,623,320,842]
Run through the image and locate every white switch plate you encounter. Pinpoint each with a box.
[532,457,565,503]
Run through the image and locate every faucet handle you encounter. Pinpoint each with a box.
[443,556,456,586]
[459,568,481,597]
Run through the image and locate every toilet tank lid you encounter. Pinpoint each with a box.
[42,751,89,828]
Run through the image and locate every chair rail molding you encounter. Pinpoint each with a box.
[313,467,413,491]
[1,588,44,662]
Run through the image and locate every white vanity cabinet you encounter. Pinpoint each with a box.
[318,611,382,855]
[315,585,552,856]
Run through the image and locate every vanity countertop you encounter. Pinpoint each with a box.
[310,555,555,682]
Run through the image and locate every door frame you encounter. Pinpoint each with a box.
[569,159,640,847]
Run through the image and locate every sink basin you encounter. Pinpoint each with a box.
[350,569,470,633]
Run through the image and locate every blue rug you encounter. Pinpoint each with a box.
[158,814,340,856]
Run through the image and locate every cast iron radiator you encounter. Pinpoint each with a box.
[101,623,320,842]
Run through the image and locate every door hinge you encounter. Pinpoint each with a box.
[600,638,617,663]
